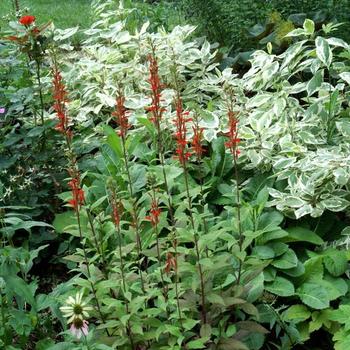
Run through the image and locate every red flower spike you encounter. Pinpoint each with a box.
[67,175,85,211]
[145,54,165,126]
[19,15,36,26]
[225,110,240,157]
[173,96,191,165]
[191,125,205,158]
[145,199,161,227]
[52,66,72,139]
[112,94,130,138]
[165,252,177,274]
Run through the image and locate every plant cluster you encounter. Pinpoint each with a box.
[1,1,350,350]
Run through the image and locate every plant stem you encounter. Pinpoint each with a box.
[233,152,243,285]
[76,207,110,336]
[154,113,183,325]
[183,160,207,324]
[113,196,135,350]
[35,60,45,126]
[120,133,145,293]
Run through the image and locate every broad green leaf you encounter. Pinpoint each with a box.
[271,249,298,269]
[323,249,348,276]
[284,227,324,245]
[297,282,329,309]
[251,245,275,259]
[283,304,311,323]
[187,338,208,349]
[265,276,295,296]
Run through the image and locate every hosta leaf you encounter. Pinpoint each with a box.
[265,276,295,296]
[297,282,329,309]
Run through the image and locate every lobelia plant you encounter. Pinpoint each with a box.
[46,2,350,349]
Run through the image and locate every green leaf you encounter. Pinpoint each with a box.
[53,211,88,236]
[316,36,333,67]
[271,249,298,269]
[217,339,249,350]
[200,324,212,338]
[339,72,350,85]
[187,338,208,349]
[265,276,295,296]
[5,276,36,310]
[306,70,323,96]
[251,245,275,259]
[329,305,350,324]
[303,19,315,35]
[297,282,329,309]
[319,277,347,301]
[284,227,324,245]
[103,125,123,159]
[323,249,348,277]
[283,304,311,323]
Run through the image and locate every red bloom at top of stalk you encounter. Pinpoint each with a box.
[145,198,161,227]
[191,124,205,159]
[224,110,240,157]
[145,54,166,125]
[67,176,85,211]
[173,96,192,165]
[165,252,177,274]
[112,94,130,138]
[111,194,121,227]
[19,15,36,26]
[52,66,72,140]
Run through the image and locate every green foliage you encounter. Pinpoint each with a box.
[1,0,350,349]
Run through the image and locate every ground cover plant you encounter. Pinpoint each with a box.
[1,1,350,349]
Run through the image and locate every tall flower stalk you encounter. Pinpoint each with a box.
[191,114,209,258]
[224,87,243,285]
[173,91,207,324]
[145,178,168,302]
[146,45,183,324]
[113,91,145,293]
[110,190,135,350]
[51,59,108,334]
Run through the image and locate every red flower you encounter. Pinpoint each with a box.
[67,176,85,211]
[52,65,72,140]
[224,110,240,157]
[165,252,177,274]
[145,54,166,126]
[145,199,161,227]
[112,94,130,138]
[111,193,122,227]
[19,15,36,26]
[173,97,192,165]
[191,124,205,158]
